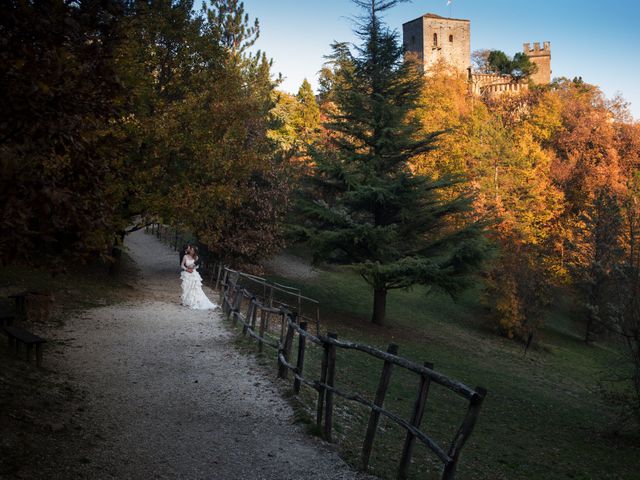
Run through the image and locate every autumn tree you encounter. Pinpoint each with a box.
[410,60,478,180]
[268,79,321,160]
[569,189,625,343]
[293,79,322,148]
[479,95,565,339]
[0,0,128,266]
[115,0,288,267]
[601,173,640,427]
[471,49,491,73]
[409,66,564,338]
[186,1,288,266]
[546,79,628,341]
[300,0,488,325]
[268,91,299,155]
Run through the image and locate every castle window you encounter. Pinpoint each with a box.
[411,35,415,46]
[433,33,438,47]
[449,34,454,42]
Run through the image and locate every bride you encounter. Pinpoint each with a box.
[180,246,217,310]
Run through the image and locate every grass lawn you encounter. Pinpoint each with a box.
[0,254,139,318]
[253,256,640,480]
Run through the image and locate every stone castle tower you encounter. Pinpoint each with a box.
[403,13,470,74]
[403,13,551,95]
[523,41,551,85]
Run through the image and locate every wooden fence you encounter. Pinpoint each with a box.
[147,223,321,331]
[219,269,487,480]
[146,224,487,479]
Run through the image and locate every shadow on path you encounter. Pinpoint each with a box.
[46,230,371,480]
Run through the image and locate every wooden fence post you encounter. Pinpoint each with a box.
[279,310,287,343]
[361,343,399,471]
[250,298,258,331]
[227,287,235,319]
[397,361,434,480]
[232,287,242,326]
[293,321,308,394]
[242,295,254,336]
[278,313,295,379]
[258,307,267,353]
[221,287,229,317]
[324,332,338,442]
[315,305,320,335]
[215,263,223,291]
[219,269,228,304]
[225,285,233,319]
[316,334,329,431]
[442,386,487,480]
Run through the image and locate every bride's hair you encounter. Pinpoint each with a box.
[190,246,198,262]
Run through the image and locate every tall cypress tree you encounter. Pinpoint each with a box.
[302,0,488,325]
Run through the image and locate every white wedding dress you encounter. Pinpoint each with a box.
[180,255,217,310]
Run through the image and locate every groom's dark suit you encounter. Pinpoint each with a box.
[180,245,189,266]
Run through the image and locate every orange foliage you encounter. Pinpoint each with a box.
[413,71,640,339]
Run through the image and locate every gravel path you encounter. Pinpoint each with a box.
[49,230,370,480]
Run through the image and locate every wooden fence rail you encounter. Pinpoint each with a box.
[147,226,487,480]
[218,269,487,480]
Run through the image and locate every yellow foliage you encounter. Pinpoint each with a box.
[410,61,478,179]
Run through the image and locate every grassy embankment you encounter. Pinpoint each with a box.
[237,251,640,480]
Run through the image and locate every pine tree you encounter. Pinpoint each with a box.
[302,0,488,325]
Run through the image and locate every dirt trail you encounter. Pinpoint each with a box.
[45,230,370,480]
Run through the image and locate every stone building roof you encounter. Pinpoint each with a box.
[403,12,470,25]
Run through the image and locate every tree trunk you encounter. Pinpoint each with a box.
[584,313,595,344]
[371,287,387,325]
[585,281,601,344]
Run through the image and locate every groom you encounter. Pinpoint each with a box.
[180,243,191,266]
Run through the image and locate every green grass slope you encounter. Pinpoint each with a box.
[263,257,639,480]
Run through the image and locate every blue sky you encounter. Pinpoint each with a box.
[243,0,640,119]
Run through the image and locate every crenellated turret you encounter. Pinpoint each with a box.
[523,41,551,84]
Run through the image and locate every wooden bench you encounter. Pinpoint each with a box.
[3,326,46,367]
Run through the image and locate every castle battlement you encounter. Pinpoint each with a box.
[523,41,551,55]
[470,72,528,96]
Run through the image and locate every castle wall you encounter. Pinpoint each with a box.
[471,73,528,96]
[403,18,424,65]
[422,16,470,73]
